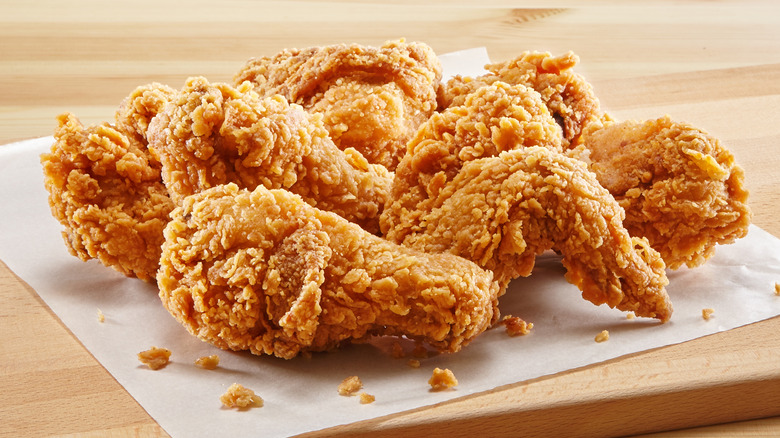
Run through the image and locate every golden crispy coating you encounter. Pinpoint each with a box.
[383,146,671,321]
[234,39,442,170]
[41,112,174,281]
[148,77,392,234]
[157,183,500,359]
[115,83,178,145]
[582,116,752,268]
[440,51,607,149]
[382,82,563,238]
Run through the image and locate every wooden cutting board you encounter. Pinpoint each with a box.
[2,2,780,437]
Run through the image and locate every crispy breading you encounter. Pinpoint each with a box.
[234,39,441,170]
[148,77,392,234]
[157,183,500,359]
[582,116,752,269]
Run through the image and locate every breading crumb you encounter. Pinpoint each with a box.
[428,367,457,391]
[338,376,363,396]
[407,359,421,368]
[220,383,263,409]
[702,308,715,320]
[501,315,533,336]
[359,392,375,404]
[594,330,610,343]
[626,312,636,320]
[195,354,220,370]
[774,282,780,296]
[137,346,171,370]
[97,308,105,323]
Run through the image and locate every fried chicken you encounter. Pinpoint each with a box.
[157,183,500,359]
[234,39,442,171]
[383,145,671,321]
[581,116,752,269]
[147,77,393,234]
[439,51,608,150]
[41,110,175,281]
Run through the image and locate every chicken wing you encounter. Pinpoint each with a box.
[383,145,672,321]
[157,183,500,359]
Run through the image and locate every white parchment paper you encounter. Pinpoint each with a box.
[2,49,780,438]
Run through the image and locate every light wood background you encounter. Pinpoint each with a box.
[2,1,780,437]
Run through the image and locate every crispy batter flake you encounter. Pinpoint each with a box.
[137,346,171,370]
[220,383,263,409]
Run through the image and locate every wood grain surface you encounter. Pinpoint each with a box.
[2,1,780,437]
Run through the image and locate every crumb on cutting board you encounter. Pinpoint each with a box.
[220,383,263,409]
[338,375,363,396]
[428,367,458,391]
[137,346,171,370]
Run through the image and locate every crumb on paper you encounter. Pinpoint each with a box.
[501,315,533,336]
[359,392,375,404]
[195,354,220,370]
[774,282,780,296]
[702,308,715,320]
[338,376,363,396]
[626,312,636,320]
[428,367,458,391]
[594,330,610,343]
[137,346,171,370]
[220,383,263,409]
[97,308,105,323]
[407,358,421,368]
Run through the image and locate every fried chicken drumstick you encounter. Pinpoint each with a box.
[148,77,392,234]
[157,183,500,359]
[41,84,177,281]
[234,39,442,171]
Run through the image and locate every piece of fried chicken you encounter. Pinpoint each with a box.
[41,113,175,281]
[234,39,442,171]
[147,76,393,234]
[41,83,177,281]
[581,116,752,269]
[157,183,500,359]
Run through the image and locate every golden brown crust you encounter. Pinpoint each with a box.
[41,112,174,281]
[440,51,605,149]
[148,77,392,234]
[157,183,500,359]
[234,40,442,170]
[583,116,752,269]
